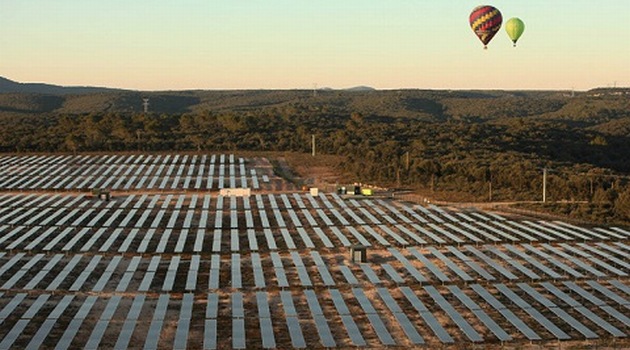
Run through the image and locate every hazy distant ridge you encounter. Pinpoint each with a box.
[0,76,123,95]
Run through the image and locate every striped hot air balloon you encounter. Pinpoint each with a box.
[469,5,503,49]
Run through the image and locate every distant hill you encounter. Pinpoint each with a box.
[2,77,629,124]
[344,86,376,92]
[0,76,123,95]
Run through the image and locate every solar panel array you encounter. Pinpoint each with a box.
[0,154,286,191]
[0,153,629,348]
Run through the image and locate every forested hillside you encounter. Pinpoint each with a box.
[1,87,630,224]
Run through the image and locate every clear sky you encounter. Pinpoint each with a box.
[1,1,629,90]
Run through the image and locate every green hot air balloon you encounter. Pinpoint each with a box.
[505,17,525,47]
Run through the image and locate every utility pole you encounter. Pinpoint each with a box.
[488,181,493,202]
[311,134,316,157]
[142,98,150,113]
[542,168,547,203]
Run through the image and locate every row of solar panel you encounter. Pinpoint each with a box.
[0,171,263,191]
[0,154,242,169]
[0,281,628,349]
[0,243,627,293]
[1,196,626,251]
[1,219,628,257]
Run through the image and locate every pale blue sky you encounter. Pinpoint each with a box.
[1,1,629,90]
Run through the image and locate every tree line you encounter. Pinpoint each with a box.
[1,105,629,224]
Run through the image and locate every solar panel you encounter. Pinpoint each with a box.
[52,296,98,350]
[518,283,598,339]
[262,228,277,250]
[84,296,122,350]
[388,248,427,282]
[466,221,509,242]
[542,283,624,337]
[290,252,311,286]
[252,261,266,289]
[24,295,74,350]
[585,243,630,270]
[444,223,484,243]
[377,264,402,284]
[278,228,296,250]
[470,284,541,340]
[521,244,583,278]
[575,249,628,277]
[69,255,102,291]
[399,286,454,343]
[135,228,156,254]
[481,245,536,280]
[1,253,44,289]
[226,228,239,252]
[541,243,606,278]
[329,208,350,226]
[424,285,483,342]
[96,227,122,252]
[376,200,411,223]
[22,254,62,290]
[92,256,122,292]
[115,256,141,293]
[0,227,26,248]
[343,207,366,225]
[355,264,379,284]
[345,226,371,246]
[609,279,630,298]
[541,221,594,240]
[171,228,188,253]
[231,254,242,289]
[506,221,556,241]
[335,265,357,285]
[593,227,625,240]
[447,285,512,341]
[369,204,397,224]
[356,207,380,225]
[310,252,335,286]
[410,224,446,244]
[324,289,364,346]
[495,283,571,340]
[300,208,318,227]
[114,294,146,349]
[378,225,409,245]
[161,257,179,292]
[610,226,630,237]
[524,221,572,240]
[563,282,630,328]
[45,254,83,291]
[314,209,334,226]
[185,255,200,291]
[586,281,630,309]
[426,249,470,283]
[212,229,222,252]
[503,244,562,279]
[375,287,425,344]
[154,228,172,254]
[409,247,450,282]
[325,227,349,247]
[427,223,463,243]
[394,224,427,245]
[137,257,160,292]
[488,246,542,280]
[112,227,138,252]
[144,294,170,350]
[305,227,331,248]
